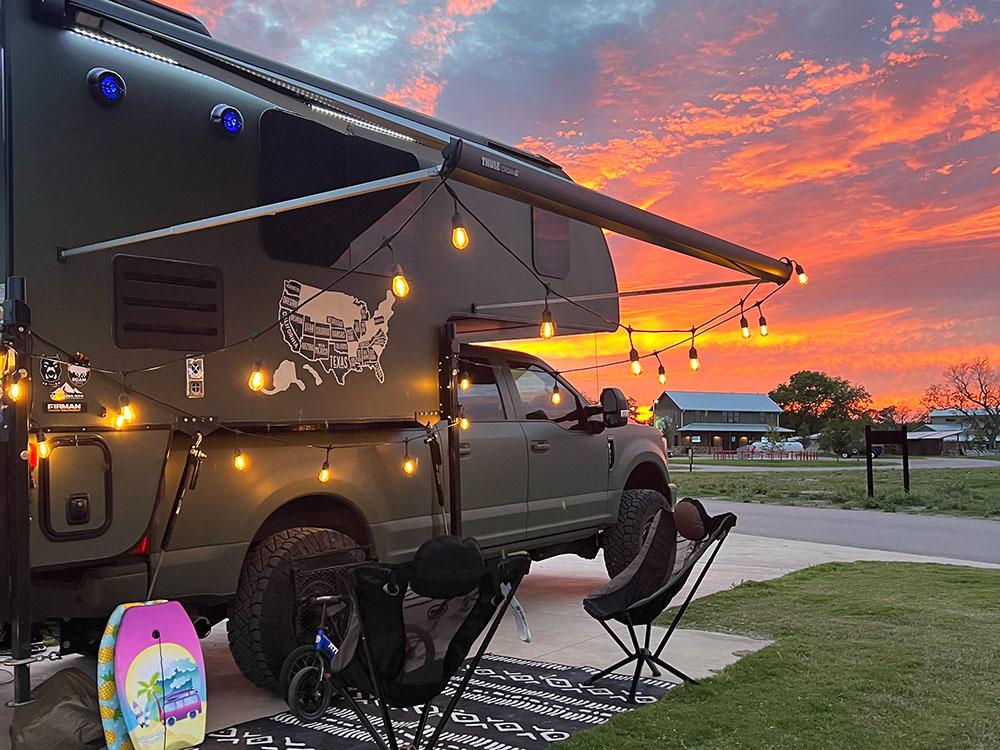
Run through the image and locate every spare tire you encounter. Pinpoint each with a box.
[227,527,363,692]
[602,488,669,579]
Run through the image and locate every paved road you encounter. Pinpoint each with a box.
[686,456,999,473]
[703,499,1000,564]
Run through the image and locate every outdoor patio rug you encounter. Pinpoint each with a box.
[194,654,676,749]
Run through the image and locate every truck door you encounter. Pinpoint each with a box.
[506,362,609,539]
[456,357,528,547]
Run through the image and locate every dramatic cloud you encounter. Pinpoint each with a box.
[164,0,999,408]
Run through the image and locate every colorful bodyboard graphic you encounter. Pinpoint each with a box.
[100,601,206,750]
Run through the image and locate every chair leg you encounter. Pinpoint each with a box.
[584,653,638,685]
[650,656,700,686]
[598,619,633,658]
[628,651,644,703]
[332,685,394,750]
[409,701,433,750]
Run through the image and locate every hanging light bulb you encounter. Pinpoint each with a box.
[451,204,470,250]
[740,314,751,339]
[458,371,471,391]
[539,292,556,340]
[551,382,562,406]
[248,359,265,392]
[458,408,471,431]
[233,447,248,472]
[689,330,700,372]
[402,440,418,476]
[758,310,769,337]
[627,328,642,376]
[36,430,50,460]
[795,262,809,286]
[118,391,136,424]
[114,412,127,430]
[657,356,667,386]
[391,263,410,299]
[318,449,332,483]
[6,369,25,402]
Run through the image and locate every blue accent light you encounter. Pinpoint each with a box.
[88,68,126,106]
[211,104,244,137]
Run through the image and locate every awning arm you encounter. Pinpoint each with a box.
[57,165,443,260]
[441,139,792,285]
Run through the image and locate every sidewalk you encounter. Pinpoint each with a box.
[4,533,995,738]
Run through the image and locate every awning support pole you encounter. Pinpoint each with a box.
[472,278,762,312]
[439,323,462,536]
[2,276,33,706]
[57,165,443,260]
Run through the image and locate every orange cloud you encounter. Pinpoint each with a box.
[931,5,983,33]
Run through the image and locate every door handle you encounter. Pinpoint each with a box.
[459,442,472,458]
[530,440,550,453]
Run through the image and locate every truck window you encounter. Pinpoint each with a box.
[458,361,506,421]
[509,365,575,423]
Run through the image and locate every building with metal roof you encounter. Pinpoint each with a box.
[652,391,788,451]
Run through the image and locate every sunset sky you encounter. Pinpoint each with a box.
[167,0,999,409]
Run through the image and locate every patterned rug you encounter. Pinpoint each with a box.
[195,654,676,749]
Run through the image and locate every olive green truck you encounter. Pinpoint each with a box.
[0,0,793,699]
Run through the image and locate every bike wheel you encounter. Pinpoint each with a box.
[287,664,333,721]
[280,645,326,697]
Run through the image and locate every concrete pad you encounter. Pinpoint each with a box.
[5,532,994,741]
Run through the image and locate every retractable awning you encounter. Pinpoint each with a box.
[442,138,792,285]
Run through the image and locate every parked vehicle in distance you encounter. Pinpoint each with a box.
[747,439,805,453]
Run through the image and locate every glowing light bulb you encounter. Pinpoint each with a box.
[233,448,248,472]
[391,263,410,299]
[451,212,470,250]
[458,415,471,431]
[740,315,751,339]
[689,346,700,372]
[658,364,667,386]
[248,359,265,392]
[759,314,769,337]
[8,379,22,402]
[458,371,471,391]
[539,308,556,340]
[318,460,331,483]
[402,451,417,476]
[118,392,136,423]
[629,347,642,376]
[37,431,50,460]
[114,413,127,430]
[551,383,562,406]
[795,263,809,286]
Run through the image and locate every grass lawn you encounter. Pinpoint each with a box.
[686,457,898,469]
[563,562,1000,750]
[670,467,1000,517]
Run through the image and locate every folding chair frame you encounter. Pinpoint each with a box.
[330,582,521,750]
[585,528,731,703]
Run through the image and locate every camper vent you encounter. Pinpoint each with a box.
[113,255,225,351]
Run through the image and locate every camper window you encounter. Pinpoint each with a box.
[259,110,420,267]
[532,208,571,279]
[458,361,506,421]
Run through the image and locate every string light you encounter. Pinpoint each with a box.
[458,371,471,391]
[248,359,265,392]
[550,382,562,406]
[458,408,471,431]
[233,447,248,472]
[656,354,666,386]
[740,308,751,340]
[451,199,470,251]
[795,262,809,286]
[689,330,700,372]
[391,263,410,299]
[539,292,556,340]
[36,430,50,460]
[116,391,137,428]
[402,439,417,476]
[758,307,769,337]
[628,328,642,376]
[318,449,332,483]
[6,369,25,402]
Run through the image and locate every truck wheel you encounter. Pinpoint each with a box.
[603,488,669,579]
[227,527,362,693]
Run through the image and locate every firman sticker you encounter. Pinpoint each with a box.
[47,401,86,413]
[186,356,205,399]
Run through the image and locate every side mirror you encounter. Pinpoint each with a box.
[600,387,629,428]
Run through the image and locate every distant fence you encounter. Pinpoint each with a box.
[711,449,820,461]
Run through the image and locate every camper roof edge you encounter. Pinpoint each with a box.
[441,139,793,285]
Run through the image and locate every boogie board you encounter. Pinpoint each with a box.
[99,601,207,750]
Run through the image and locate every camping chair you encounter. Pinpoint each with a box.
[328,536,531,750]
[583,498,736,702]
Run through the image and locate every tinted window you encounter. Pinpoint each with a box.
[510,365,574,423]
[459,361,506,421]
[532,207,570,278]
[259,109,420,267]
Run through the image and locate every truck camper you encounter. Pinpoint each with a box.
[0,0,794,699]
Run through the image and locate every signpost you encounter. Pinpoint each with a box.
[865,425,910,498]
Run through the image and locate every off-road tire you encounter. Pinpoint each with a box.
[227,527,361,693]
[602,488,669,579]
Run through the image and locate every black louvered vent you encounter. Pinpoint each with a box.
[113,255,224,351]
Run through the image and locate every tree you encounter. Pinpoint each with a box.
[819,418,863,458]
[769,371,871,437]
[872,404,928,429]
[923,358,1000,449]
